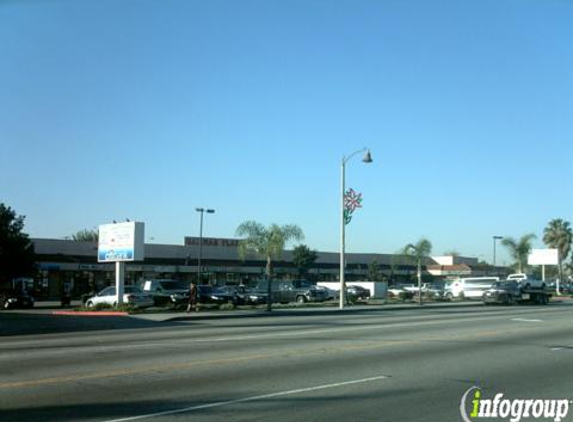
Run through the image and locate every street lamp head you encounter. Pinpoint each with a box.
[206,209,215,214]
[362,149,373,163]
[195,208,204,213]
[493,235,503,240]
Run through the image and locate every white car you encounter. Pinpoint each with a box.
[402,283,430,293]
[445,277,499,299]
[85,286,155,308]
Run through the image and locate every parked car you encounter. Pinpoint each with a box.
[0,288,35,310]
[421,282,448,301]
[482,281,522,305]
[316,285,339,301]
[245,290,269,305]
[254,280,329,303]
[139,279,190,306]
[387,285,413,300]
[197,285,236,304]
[85,286,154,308]
[559,282,573,294]
[217,285,268,305]
[402,283,430,293]
[346,285,370,301]
[217,285,248,305]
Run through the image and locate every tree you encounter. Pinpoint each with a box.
[543,218,572,283]
[501,234,536,273]
[443,250,460,257]
[367,259,383,281]
[403,238,432,305]
[389,253,403,284]
[235,221,304,311]
[71,228,99,242]
[0,203,36,287]
[292,244,317,278]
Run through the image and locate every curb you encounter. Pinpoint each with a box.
[52,311,130,317]
[158,301,486,322]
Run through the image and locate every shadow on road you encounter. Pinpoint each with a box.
[0,312,174,337]
[0,388,419,422]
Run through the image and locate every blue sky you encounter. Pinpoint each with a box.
[1,0,572,266]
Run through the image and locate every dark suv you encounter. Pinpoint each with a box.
[0,289,35,310]
[254,280,328,304]
[139,279,190,306]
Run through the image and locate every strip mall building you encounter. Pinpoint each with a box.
[30,237,504,299]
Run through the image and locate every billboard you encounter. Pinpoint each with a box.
[527,248,559,266]
[98,222,145,262]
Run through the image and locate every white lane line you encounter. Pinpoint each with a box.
[98,375,389,422]
[551,346,573,351]
[511,318,543,323]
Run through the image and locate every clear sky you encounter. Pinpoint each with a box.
[1,0,572,266]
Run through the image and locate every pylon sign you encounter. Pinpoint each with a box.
[528,248,558,266]
[98,222,145,262]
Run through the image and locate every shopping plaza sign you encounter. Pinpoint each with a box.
[98,222,145,262]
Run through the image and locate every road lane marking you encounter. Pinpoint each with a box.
[0,340,405,390]
[2,305,569,355]
[0,352,277,389]
[0,325,543,390]
[0,313,546,358]
[98,375,390,422]
[551,346,573,351]
[511,318,543,323]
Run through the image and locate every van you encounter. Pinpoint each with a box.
[445,277,499,300]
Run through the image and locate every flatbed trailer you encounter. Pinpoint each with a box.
[482,283,552,305]
[516,288,552,305]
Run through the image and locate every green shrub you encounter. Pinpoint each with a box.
[219,303,236,311]
[94,303,113,311]
[77,303,138,313]
[114,303,138,312]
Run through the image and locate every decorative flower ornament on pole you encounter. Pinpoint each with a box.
[344,188,363,225]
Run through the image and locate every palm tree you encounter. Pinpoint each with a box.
[235,221,304,311]
[543,219,572,283]
[403,238,432,305]
[501,234,536,273]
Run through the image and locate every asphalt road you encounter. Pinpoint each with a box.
[2,303,573,422]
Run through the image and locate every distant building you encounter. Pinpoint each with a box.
[427,255,509,279]
[28,238,503,299]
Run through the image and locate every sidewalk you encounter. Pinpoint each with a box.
[130,301,486,322]
[28,296,573,323]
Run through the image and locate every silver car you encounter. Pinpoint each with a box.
[85,286,154,308]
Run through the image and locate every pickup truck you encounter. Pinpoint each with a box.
[254,280,329,304]
[506,273,546,290]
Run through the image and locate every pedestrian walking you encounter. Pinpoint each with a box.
[187,281,198,312]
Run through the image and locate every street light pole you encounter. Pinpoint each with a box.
[340,157,346,309]
[196,208,215,284]
[493,235,503,272]
[340,148,372,310]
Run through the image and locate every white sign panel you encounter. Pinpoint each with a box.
[98,222,145,262]
[528,248,558,266]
